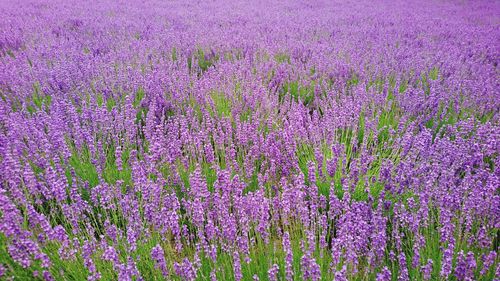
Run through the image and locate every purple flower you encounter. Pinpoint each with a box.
[334,265,348,281]
[440,244,454,278]
[421,259,433,280]
[233,251,242,281]
[376,266,391,281]
[480,251,496,275]
[283,232,294,280]
[268,263,279,281]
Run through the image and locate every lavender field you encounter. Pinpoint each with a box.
[0,0,499,280]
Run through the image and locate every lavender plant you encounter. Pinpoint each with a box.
[0,0,499,280]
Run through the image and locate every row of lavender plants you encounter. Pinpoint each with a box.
[0,0,499,280]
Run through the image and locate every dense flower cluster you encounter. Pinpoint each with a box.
[0,0,499,280]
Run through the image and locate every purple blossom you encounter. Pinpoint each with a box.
[376,267,391,281]
[233,251,242,281]
[283,232,294,280]
[174,258,196,281]
[268,263,279,281]
[421,259,433,280]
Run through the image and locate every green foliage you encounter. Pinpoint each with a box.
[26,82,52,113]
[279,80,315,106]
[210,91,232,118]
[274,52,290,64]
[134,87,145,108]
